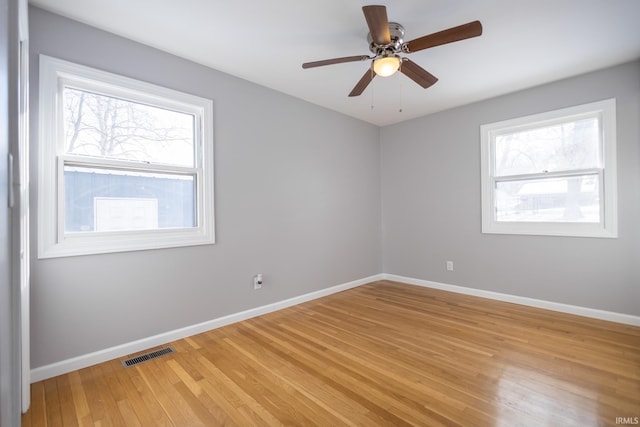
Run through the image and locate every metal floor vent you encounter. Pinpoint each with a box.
[122,346,175,368]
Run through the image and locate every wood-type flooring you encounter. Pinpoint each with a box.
[22,280,640,426]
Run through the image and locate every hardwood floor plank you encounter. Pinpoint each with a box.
[209,338,320,426]
[137,357,204,426]
[67,370,93,426]
[115,399,142,427]
[112,361,172,426]
[42,378,62,427]
[23,281,640,426]
[89,362,128,426]
[24,381,45,427]
[195,355,284,426]
[77,366,108,426]
[54,374,79,427]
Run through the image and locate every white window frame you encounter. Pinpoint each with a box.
[480,99,617,238]
[38,55,215,258]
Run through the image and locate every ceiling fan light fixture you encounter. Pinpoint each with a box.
[373,55,400,77]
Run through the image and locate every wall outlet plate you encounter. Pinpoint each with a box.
[253,274,263,289]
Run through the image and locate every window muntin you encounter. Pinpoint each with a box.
[480,99,617,238]
[38,55,214,258]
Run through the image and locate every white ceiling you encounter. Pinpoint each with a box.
[29,0,640,126]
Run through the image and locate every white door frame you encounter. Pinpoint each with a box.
[17,0,30,412]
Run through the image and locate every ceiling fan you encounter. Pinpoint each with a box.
[302,5,482,97]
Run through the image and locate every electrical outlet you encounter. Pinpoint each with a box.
[253,274,263,290]
[446,261,454,271]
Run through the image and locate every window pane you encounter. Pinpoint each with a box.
[495,175,599,223]
[63,87,195,167]
[495,117,600,176]
[64,165,195,232]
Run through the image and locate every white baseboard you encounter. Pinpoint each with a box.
[381,274,640,327]
[31,272,639,382]
[30,274,385,383]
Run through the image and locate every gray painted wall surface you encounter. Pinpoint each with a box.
[381,60,640,316]
[29,7,382,369]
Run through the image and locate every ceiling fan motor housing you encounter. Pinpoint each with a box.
[368,22,405,57]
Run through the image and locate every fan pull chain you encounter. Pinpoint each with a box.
[370,68,375,110]
[398,67,404,113]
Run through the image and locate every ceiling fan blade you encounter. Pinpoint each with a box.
[348,69,375,97]
[400,59,438,89]
[363,5,391,46]
[403,20,482,53]
[302,55,371,69]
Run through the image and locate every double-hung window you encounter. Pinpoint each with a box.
[480,99,617,238]
[38,55,215,258]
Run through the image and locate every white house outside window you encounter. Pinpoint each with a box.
[38,55,215,258]
[480,99,617,238]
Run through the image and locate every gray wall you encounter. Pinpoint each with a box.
[381,60,640,316]
[29,7,381,369]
